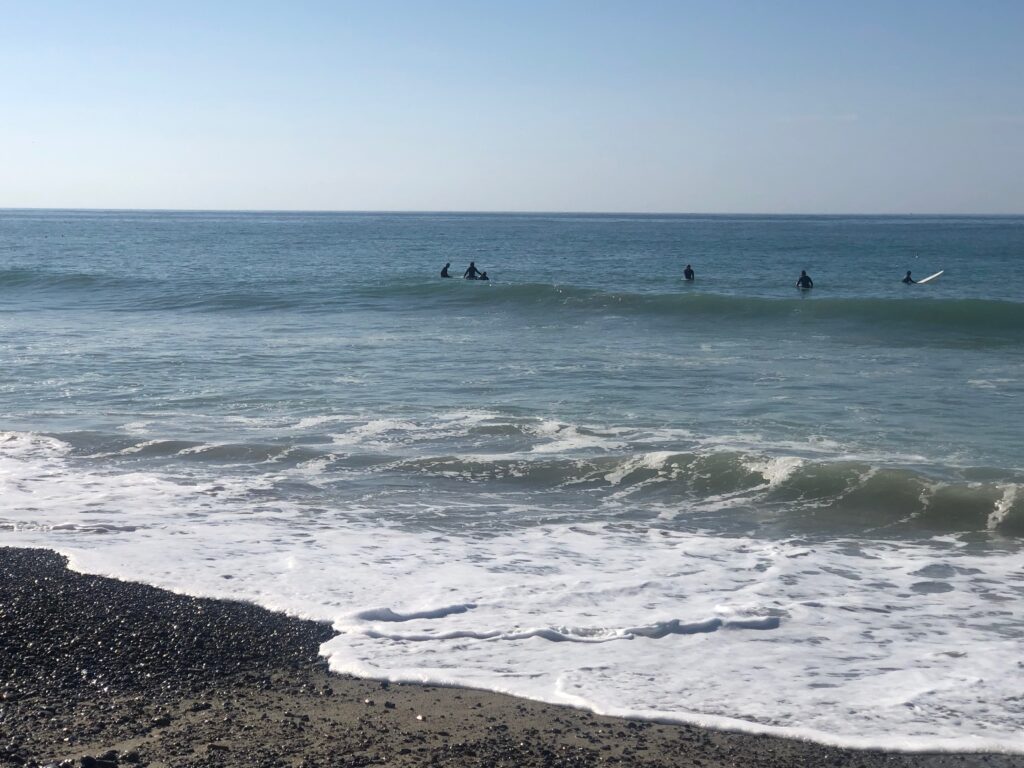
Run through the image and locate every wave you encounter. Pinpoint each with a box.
[356,281,1024,336]
[386,282,1024,333]
[5,266,1023,335]
[387,452,1024,536]
[0,267,141,291]
[9,428,1022,536]
[0,267,332,313]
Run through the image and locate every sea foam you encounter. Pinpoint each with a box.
[2,430,1023,752]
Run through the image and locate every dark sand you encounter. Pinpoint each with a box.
[1,547,1018,768]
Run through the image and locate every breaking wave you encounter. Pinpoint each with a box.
[7,430,1021,537]
[390,452,1024,536]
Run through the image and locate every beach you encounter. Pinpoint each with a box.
[4,0,1024,760]
[1,547,1018,768]
[2,211,1023,756]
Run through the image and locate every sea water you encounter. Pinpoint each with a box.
[1,210,1023,751]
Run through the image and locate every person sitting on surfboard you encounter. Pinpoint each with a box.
[796,270,813,289]
[683,264,695,281]
[478,272,489,281]
[902,270,916,284]
[441,262,451,278]
[464,262,481,280]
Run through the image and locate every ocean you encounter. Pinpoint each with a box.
[2,209,1022,751]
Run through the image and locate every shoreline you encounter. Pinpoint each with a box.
[0,546,1017,768]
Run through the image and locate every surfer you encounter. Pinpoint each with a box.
[683,264,695,281]
[464,262,481,280]
[902,270,916,284]
[795,270,813,290]
[441,263,451,278]
[478,272,489,281]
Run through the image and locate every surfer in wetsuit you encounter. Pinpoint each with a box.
[683,264,695,281]
[464,262,481,280]
[796,270,813,289]
[902,270,916,284]
[441,263,451,278]
[478,271,489,281]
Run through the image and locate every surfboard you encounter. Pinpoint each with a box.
[917,270,944,284]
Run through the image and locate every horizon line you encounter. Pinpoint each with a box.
[1,206,1022,217]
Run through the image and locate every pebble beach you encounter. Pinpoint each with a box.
[2,547,1018,768]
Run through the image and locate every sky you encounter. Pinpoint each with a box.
[1,1,1022,213]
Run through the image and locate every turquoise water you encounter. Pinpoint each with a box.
[2,210,1023,749]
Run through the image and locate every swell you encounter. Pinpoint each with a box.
[379,282,1024,334]
[153,283,1024,335]
[0,267,142,291]
[6,267,1024,336]
[0,267,335,313]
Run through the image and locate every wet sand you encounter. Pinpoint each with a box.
[0,547,1017,768]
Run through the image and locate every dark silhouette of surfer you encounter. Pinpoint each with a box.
[478,272,489,281]
[683,264,695,281]
[441,263,451,278]
[464,262,481,280]
[796,270,813,289]
[902,270,916,284]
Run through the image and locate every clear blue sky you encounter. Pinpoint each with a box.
[2,1,1022,213]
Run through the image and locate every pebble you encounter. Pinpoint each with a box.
[2,547,1018,768]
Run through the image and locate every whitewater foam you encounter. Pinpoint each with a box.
[988,485,1019,530]
[3,428,1023,752]
[741,455,805,486]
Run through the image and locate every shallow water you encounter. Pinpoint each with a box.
[2,210,1023,750]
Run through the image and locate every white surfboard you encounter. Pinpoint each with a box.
[917,270,944,284]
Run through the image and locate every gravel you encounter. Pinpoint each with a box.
[1,547,1019,768]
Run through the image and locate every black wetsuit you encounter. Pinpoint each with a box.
[683,267,695,281]
[796,274,813,289]
[902,273,915,284]
[464,264,481,280]
[441,265,450,278]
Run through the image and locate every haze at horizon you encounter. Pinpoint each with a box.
[2,1,1022,214]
